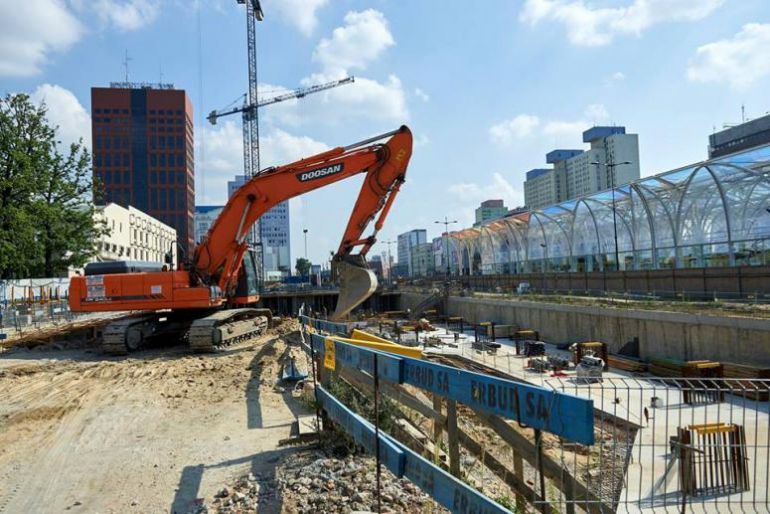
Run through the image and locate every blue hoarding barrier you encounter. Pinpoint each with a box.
[316,385,405,476]
[310,332,404,383]
[300,315,348,336]
[316,385,511,514]
[401,359,594,445]
[308,329,594,445]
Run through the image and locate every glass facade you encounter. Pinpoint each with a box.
[446,145,770,275]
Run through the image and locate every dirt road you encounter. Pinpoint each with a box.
[0,330,309,513]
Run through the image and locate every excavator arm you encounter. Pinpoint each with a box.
[193,126,413,318]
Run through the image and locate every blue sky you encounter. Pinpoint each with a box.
[2,0,769,264]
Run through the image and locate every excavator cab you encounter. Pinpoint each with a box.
[331,255,377,320]
[233,247,261,305]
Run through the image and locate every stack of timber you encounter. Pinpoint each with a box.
[649,358,691,377]
[606,354,648,373]
[722,362,770,401]
[649,358,723,377]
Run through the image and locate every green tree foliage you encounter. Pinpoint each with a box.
[0,93,106,278]
[295,257,311,277]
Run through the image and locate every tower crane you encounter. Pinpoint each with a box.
[236,0,263,180]
[207,77,355,128]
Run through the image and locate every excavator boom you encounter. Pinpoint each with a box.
[193,126,412,320]
[69,126,412,329]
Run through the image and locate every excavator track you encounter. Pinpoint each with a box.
[188,308,271,353]
[102,314,161,356]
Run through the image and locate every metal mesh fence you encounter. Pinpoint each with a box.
[453,341,770,513]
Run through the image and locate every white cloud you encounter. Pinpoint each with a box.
[262,0,328,36]
[90,0,160,31]
[414,134,430,147]
[30,84,91,150]
[447,173,524,225]
[260,9,408,126]
[196,121,328,203]
[414,88,430,102]
[584,103,609,122]
[313,9,394,75]
[489,114,541,145]
[687,23,770,90]
[0,0,82,76]
[520,0,724,46]
[491,105,609,145]
[542,120,586,139]
[261,74,408,126]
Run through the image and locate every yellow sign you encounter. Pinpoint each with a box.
[324,338,336,370]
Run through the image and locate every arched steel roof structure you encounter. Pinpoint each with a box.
[445,144,770,274]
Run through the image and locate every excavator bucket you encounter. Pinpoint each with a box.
[332,259,378,320]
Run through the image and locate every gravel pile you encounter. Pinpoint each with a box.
[189,470,280,514]
[196,449,447,514]
[280,452,445,513]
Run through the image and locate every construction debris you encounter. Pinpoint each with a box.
[196,449,448,514]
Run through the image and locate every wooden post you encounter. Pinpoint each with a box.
[512,447,525,513]
[446,399,461,478]
[433,394,444,465]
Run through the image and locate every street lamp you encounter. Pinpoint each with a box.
[434,217,458,280]
[591,160,631,271]
[382,239,396,284]
[303,228,308,260]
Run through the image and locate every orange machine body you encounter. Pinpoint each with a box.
[68,270,218,312]
[69,126,413,314]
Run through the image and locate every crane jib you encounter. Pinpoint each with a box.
[296,163,345,182]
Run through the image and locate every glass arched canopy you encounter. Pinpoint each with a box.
[446,144,770,274]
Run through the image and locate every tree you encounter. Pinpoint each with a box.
[295,257,311,277]
[33,138,107,277]
[0,93,107,278]
[0,94,49,278]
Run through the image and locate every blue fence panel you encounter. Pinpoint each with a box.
[401,359,594,445]
[316,385,510,514]
[309,333,403,383]
[308,327,594,445]
[399,441,510,514]
[317,385,405,475]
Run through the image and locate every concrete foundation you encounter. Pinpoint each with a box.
[399,292,770,366]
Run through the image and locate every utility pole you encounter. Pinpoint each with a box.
[303,228,309,260]
[591,160,631,272]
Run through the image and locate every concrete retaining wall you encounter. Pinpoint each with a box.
[399,292,770,366]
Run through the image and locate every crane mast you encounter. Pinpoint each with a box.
[238,0,263,179]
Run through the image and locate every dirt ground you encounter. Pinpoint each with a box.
[0,326,311,514]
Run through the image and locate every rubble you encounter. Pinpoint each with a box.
[195,449,448,514]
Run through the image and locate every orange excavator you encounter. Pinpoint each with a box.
[69,126,413,354]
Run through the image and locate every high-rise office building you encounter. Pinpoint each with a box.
[91,83,195,256]
[474,199,508,226]
[709,112,770,158]
[228,175,290,273]
[523,126,640,210]
[194,205,224,244]
[397,229,427,276]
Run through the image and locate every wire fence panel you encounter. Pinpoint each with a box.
[455,339,770,513]
[301,312,770,513]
